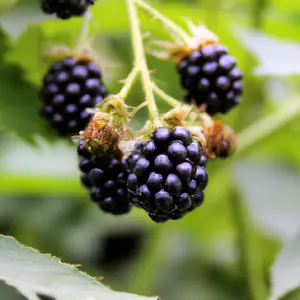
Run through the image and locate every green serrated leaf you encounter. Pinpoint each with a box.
[0,235,159,300]
[270,228,300,300]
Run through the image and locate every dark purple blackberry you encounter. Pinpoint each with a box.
[199,155,207,168]
[41,0,95,20]
[41,57,107,136]
[126,126,208,223]
[78,140,131,215]
[177,44,243,115]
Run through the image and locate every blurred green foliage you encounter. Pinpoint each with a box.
[1,0,300,299]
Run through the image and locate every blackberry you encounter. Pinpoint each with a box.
[199,155,207,167]
[41,0,95,20]
[177,44,243,115]
[126,126,208,223]
[78,140,131,215]
[41,56,107,136]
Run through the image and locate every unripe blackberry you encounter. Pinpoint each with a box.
[41,0,95,20]
[41,56,107,136]
[205,120,237,159]
[126,126,208,223]
[177,44,243,115]
[78,140,131,215]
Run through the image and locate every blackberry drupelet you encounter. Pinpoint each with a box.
[126,126,208,223]
[177,44,243,115]
[199,155,207,167]
[41,0,95,20]
[78,140,131,215]
[41,56,107,136]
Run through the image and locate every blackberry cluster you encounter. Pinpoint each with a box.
[41,0,95,20]
[41,57,107,136]
[177,44,243,115]
[126,127,208,223]
[78,141,131,215]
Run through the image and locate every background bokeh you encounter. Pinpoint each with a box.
[1,0,300,299]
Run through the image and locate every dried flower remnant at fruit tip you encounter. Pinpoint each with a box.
[81,120,122,158]
[205,120,237,158]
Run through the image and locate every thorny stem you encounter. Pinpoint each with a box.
[118,66,141,100]
[134,0,190,45]
[126,0,161,127]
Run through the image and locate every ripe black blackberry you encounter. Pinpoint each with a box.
[41,56,107,136]
[177,44,243,115]
[126,126,208,223]
[199,155,207,167]
[41,0,95,20]
[78,140,131,215]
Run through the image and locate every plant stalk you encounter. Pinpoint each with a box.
[126,0,161,126]
[118,66,141,100]
[152,82,185,108]
[134,0,190,45]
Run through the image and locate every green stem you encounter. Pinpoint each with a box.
[118,66,141,100]
[126,0,161,126]
[134,0,190,45]
[152,82,185,108]
[237,98,300,155]
[229,187,267,300]
[152,83,214,128]
[129,225,165,295]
